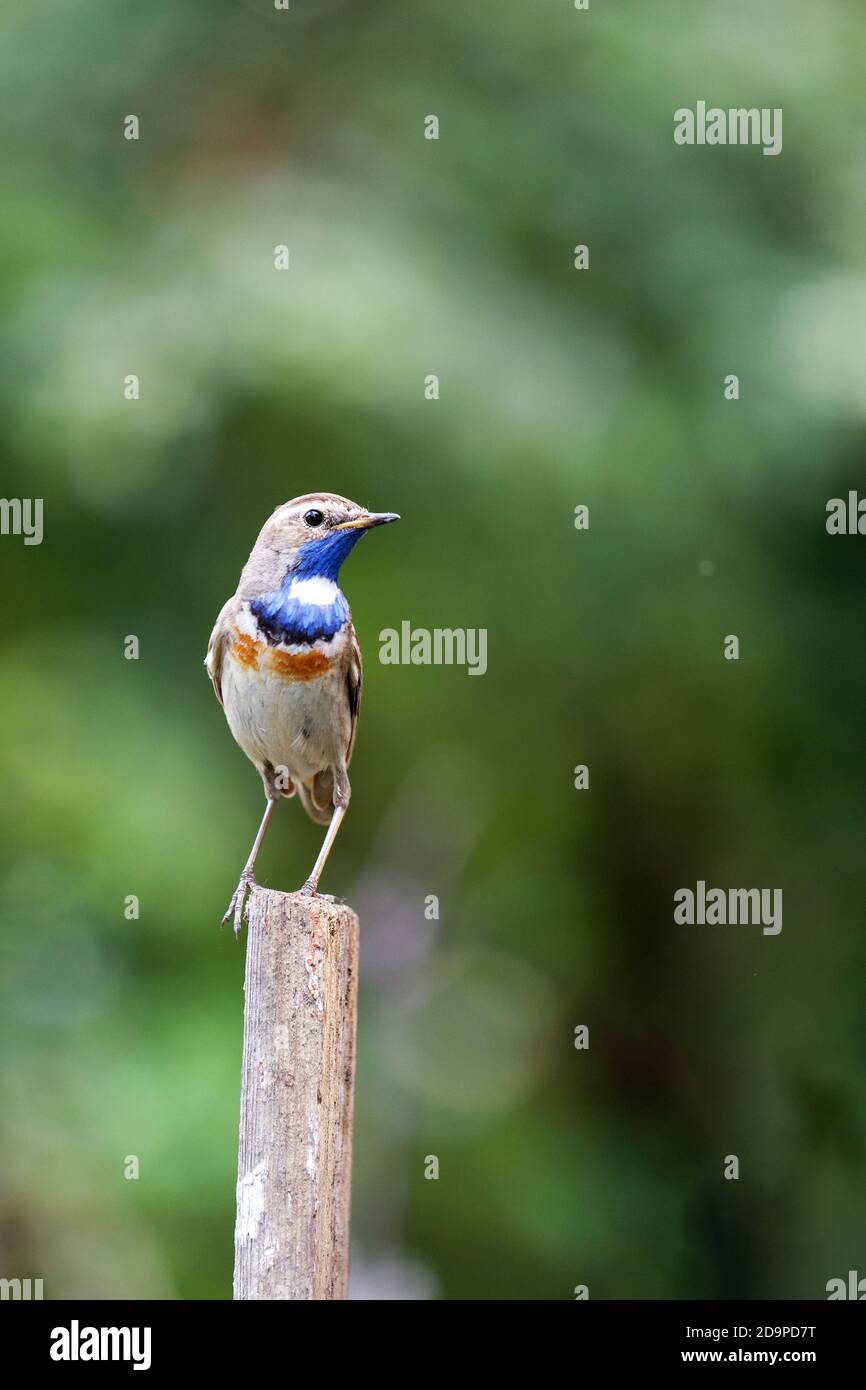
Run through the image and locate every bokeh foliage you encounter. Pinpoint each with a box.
[1,0,865,1299]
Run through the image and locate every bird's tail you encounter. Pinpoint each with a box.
[296,771,334,826]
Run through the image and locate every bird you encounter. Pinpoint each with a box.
[205,492,399,934]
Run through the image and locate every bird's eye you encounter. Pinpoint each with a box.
[303,509,324,527]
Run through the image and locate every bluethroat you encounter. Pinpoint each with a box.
[206,492,399,933]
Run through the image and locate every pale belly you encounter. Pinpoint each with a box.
[221,638,351,783]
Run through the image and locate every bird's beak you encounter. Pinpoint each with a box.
[333,512,401,531]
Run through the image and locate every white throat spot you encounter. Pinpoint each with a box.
[288,576,339,607]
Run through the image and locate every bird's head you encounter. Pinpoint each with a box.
[243,492,400,590]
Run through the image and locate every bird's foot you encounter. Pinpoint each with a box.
[298,878,319,897]
[221,871,257,937]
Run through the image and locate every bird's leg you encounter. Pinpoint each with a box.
[222,797,277,935]
[299,803,348,896]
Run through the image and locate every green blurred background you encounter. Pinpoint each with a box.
[2,0,865,1300]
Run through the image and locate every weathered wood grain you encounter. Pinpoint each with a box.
[233,888,359,1300]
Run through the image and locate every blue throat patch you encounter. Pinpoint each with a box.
[250,530,362,645]
[293,528,366,581]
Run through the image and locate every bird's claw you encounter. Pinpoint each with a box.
[221,873,256,937]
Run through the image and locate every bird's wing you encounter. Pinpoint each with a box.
[204,599,236,708]
[345,629,363,765]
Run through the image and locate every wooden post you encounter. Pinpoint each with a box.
[233,887,359,1300]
